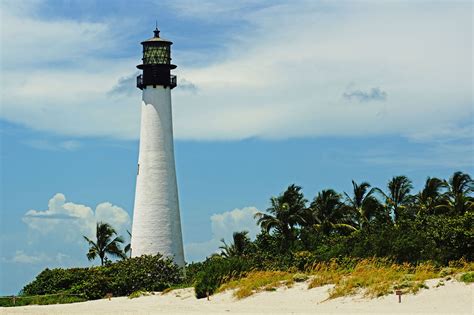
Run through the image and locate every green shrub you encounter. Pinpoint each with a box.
[292,251,315,271]
[293,273,309,282]
[194,256,251,299]
[21,254,182,300]
[194,271,220,299]
[460,272,474,283]
[439,267,454,277]
[128,290,150,299]
[22,268,90,296]
[69,268,112,300]
[183,261,206,286]
[109,254,182,296]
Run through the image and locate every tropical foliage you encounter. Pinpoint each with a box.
[254,184,307,249]
[83,222,127,266]
[22,254,182,300]
[193,256,251,299]
[249,172,472,258]
[187,171,473,299]
[219,231,252,258]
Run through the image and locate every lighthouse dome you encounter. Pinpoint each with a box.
[141,27,173,45]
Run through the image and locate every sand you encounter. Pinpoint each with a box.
[1,278,472,315]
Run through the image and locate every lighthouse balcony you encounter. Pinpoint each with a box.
[137,74,177,90]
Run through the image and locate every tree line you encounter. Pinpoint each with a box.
[218,171,473,265]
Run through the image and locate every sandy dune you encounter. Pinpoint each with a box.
[2,278,472,315]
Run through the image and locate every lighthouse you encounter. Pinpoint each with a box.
[130,26,185,267]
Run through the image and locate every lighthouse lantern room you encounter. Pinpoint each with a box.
[136,27,177,89]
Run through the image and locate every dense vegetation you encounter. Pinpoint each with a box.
[243,172,472,264]
[21,254,182,300]
[5,171,472,306]
[191,171,473,297]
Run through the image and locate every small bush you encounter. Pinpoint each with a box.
[412,282,429,293]
[293,273,309,282]
[293,251,315,271]
[194,257,251,299]
[69,268,112,300]
[460,272,474,283]
[22,268,90,296]
[183,261,206,286]
[439,267,454,277]
[128,290,150,299]
[109,254,182,296]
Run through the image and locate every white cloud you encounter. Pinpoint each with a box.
[185,207,260,262]
[95,202,131,232]
[22,193,131,243]
[1,250,71,265]
[0,1,140,140]
[210,207,260,241]
[0,1,472,143]
[0,1,114,69]
[172,2,472,141]
[23,139,82,151]
[167,0,275,20]
[11,250,50,264]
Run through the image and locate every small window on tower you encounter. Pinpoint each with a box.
[137,163,140,175]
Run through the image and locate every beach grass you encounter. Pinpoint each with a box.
[218,271,294,299]
[308,258,473,298]
[128,290,151,299]
[215,258,473,300]
[460,271,474,283]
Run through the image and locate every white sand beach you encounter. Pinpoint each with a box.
[2,279,472,315]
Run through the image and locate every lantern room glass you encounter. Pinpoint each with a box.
[142,44,170,65]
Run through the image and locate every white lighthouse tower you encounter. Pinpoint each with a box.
[130,27,185,267]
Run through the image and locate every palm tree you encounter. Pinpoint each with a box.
[307,189,356,235]
[254,185,307,248]
[219,231,250,258]
[280,184,308,216]
[440,171,474,215]
[344,180,380,230]
[83,222,126,266]
[376,176,413,222]
[254,197,296,246]
[414,177,446,215]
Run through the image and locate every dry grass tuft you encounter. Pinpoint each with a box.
[161,288,173,295]
[218,271,294,299]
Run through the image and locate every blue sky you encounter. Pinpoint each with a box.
[0,0,472,295]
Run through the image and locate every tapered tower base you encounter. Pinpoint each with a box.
[131,86,185,267]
